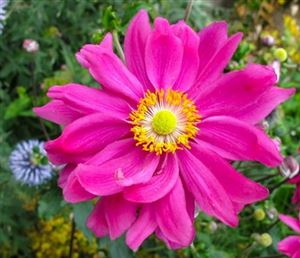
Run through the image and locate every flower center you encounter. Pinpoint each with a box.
[130,89,201,155]
[152,110,177,135]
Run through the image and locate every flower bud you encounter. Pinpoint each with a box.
[279,156,299,179]
[274,48,288,62]
[251,233,260,241]
[261,35,275,47]
[23,39,39,53]
[267,207,278,220]
[207,221,218,232]
[258,233,273,247]
[254,208,266,221]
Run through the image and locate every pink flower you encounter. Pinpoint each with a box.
[23,39,39,53]
[34,10,295,250]
[278,213,300,257]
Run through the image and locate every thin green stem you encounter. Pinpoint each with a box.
[113,30,125,63]
[269,177,289,192]
[184,0,194,22]
[68,215,76,258]
[31,59,50,140]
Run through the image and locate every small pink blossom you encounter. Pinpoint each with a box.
[34,10,295,250]
[278,213,300,257]
[23,39,39,53]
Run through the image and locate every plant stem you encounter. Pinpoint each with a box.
[30,59,50,140]
[112,30,125,63]
[184,0,194,22]
[68,215,76,258]
[266,219,280,231]
[256,173,278,183]
[269,177,289,192]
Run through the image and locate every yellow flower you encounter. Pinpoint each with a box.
[29,216,99,257]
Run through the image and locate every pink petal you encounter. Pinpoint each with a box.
[155,178,195,246]
[123,154,179,203]
[191,143,269,204]
[196,64,277,118]
[86,138,136,165]
[198,32,242,83]
[45,113,130,164]
[103,194,138,239]
[233,86,296,124]
[126,205,157,251]
[76,149,160,196]
[292,185,300,204]
[172,21,199,92]
[63,172,95,203]
[279,214,300,233]
[290,175,300,184]
[58,164,76,188]
[293,250,300,258]
[189,31,242,98]
[77,45,144,102]
[87,199,109,237]
[197,21,228,71]
[184,182,196,220]
[76,33,113,68]
[178,149,238,227]
[155,228,184,249]
[198,116,283,167]
[278,236,300,256]
[47,83,130,118]
[124,9,152,90]
[87,195,137,240]
[145,17,183,89]
[33,100,82,126]
[99,33,113,49]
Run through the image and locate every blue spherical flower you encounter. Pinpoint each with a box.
[0,0,8,34]
[9,140,54,186]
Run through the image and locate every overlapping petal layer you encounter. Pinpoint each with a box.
[279,213,300,257]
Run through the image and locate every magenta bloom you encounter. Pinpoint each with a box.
[34,10,295,250]
[279,213,300,257]
[289,173,300,204]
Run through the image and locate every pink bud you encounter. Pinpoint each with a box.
[23,39,39,53]
[280,156,299,179]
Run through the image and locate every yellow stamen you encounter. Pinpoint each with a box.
[130,89,201,155]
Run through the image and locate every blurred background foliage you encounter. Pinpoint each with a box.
[0,0,300,257]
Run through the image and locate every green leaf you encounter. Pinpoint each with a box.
[38,188,66,219]
[4,87,31,120]
[73,201,94,240]
[107,236,134,258]
[271,184,294,213]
